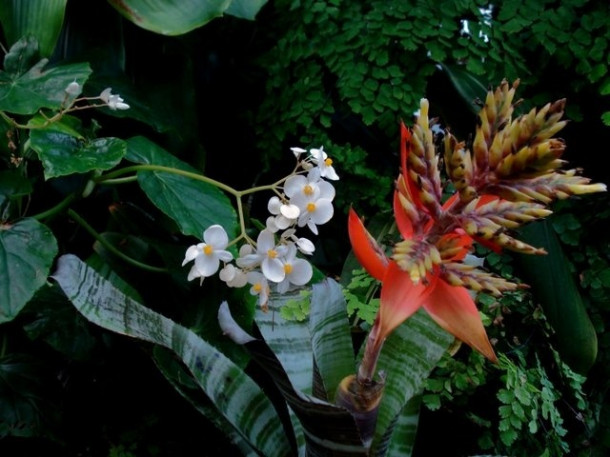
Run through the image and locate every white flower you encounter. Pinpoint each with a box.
[287,175,335,235]
[266,196,299,232]
[219,264,248,288]
[310,146,339,180]
[237,229,287,283]
[247,271,270,310]
[290,147,307,158]
[284,169,336,203]
[100,87,130,110]
[275,244,313,293]
[183,225,233,283]
[65,81,81,97]
[280,228,315,255]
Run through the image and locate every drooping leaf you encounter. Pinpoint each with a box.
[0,218,58,324]
[219,301,368,456]
[0,0,67,57]
[29,120,126,179]
[107,0,268,36]
[309,279,355,402]
[0,38,92,115]
[125,136,238,239]
[0,353,61,438]
[152,346,259,457]
[371,310,453,455]
[52,254,289,457]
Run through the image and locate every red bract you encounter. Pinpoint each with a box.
[348,121,497,362]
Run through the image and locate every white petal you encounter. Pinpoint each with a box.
[239,244,254,257]
[236,253,261,268]
[274,215,293,230]
[288,259,313,285]
[219,264,236,282]
[266,216,280,233]
[256,229,276,252]
[187,265,203,282]
[267,196,282,215]
[318,180,336,200]
[216,250,234,262]
[311,199,334,225]
[276,279,290,294]
[280,203,300,219]
[182,244,201,265]
[204,225,229,249]
[290,147,306,157]
[307,220,319,235]
[296,237,315,255]
[323,166,339,180]
[284,175,307,198]
[194,254,220,277]
[262,257,286,283]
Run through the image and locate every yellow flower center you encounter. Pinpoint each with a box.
[324,158,333,166]
[267,249,278,259]
[284,264,293,274]
[253,283,262,292]
[303,184,314,196]
[203,245,213,255]
[307,202,316,212]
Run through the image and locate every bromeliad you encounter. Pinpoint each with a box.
[338,79,606,441]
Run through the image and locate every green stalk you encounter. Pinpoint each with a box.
[68,209,168,273]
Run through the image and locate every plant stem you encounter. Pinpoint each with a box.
[31,193,77,221]
[67,209,168,273]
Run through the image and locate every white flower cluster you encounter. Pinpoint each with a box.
[182,146,339,309]
[63,82,130,111]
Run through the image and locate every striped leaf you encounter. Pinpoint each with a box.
[0,0,67,56]
[53,254,291,457]
[370,310,453,455]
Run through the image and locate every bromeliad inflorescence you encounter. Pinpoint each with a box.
[342,79,606,440]
[182,146,339,309]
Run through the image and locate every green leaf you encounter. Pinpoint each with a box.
[371,310,454,455]
[225,0,269,20]
[29,123,126,179]
[22,283,98,361]
[0,170,33,213]
[0,353,61,438]
[125,136,238,239]
[152,346,259,457]
[107,0,267,36]
[439,63,488,113]
[52,254,290,457]
[0,0,67,57]
[309,279,355,402]
[385,395,422,457]
[0,218,57,324]
[220,302,368,456]
[0,38,92,115]
[516,220,598,374]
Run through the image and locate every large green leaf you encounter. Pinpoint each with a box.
[515,220,598,374]
[371,310,453,455]
[107,0,268,36]
[0,0,67,57]
[52,254,289,457]
[152,346,259,457]
[383,395,421,457]
[125,136,238,239]
[29,120,126,179]
[0,38,92,115]
[0,218,57,324]
[220,301,368,456]
[309,279,356,402]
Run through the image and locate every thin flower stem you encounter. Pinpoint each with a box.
[67,209,168,273]
[31,193,77,221]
